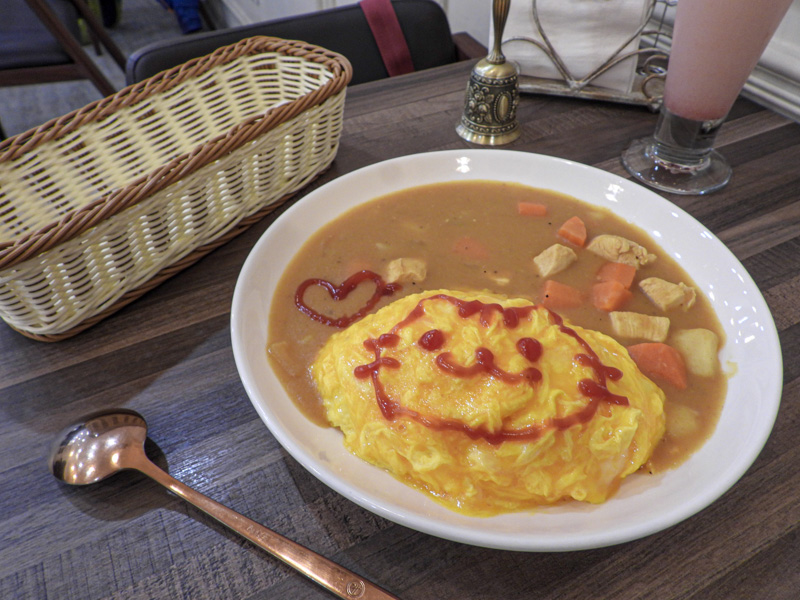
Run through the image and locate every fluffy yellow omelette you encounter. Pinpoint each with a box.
[312,289,666,516]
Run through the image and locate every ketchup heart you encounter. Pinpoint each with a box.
[294,270,401,328]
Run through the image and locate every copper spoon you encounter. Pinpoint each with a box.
[49,409,399,599]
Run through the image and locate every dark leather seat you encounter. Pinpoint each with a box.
[126,0,484,86]
[0,0,125,95]
[0,0,80,72]
[0,0,126,139]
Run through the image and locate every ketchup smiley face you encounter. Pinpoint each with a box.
[349,294,629,445]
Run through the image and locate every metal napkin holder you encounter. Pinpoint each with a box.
[507,0,673,110]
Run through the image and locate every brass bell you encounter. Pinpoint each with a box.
[457,0,520,146]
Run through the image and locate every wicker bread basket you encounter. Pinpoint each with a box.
[0,36,352,341]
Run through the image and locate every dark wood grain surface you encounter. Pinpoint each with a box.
[2,60,798,600]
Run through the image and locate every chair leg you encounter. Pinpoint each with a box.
[70,0,127,69]
[23,0,121,97]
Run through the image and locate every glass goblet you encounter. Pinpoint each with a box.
[622,0,793,195]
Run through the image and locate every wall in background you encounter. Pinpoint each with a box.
[735,1,800,122]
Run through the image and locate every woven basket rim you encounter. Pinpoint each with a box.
[0,36,352,270]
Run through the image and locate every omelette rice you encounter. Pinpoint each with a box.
[312,289,666,516]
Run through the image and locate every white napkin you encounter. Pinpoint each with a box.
[493,0,652,94]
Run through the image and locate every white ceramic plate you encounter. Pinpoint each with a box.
[230,150,782,551]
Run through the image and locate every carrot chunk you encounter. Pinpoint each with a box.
[541,280,583,310]
[517,201,548,217]
[591,280,632,312]
[627,343,688,389]
[557,216,587,247]
[452,235,489,261]
[596,261,637,289]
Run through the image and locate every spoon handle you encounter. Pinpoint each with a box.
[134,455,400,600]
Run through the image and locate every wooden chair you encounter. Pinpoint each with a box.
[126,0,486,86]
[0,0,125,97]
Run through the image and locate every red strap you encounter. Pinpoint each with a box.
[359,0,415,77]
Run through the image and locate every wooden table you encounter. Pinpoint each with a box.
[2,60,798,600]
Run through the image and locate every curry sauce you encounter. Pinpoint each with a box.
[267,180,727,474]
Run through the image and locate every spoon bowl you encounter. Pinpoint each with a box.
[49,409,398,600]
[50,409,146,485]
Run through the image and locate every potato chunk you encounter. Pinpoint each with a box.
[533,244,577,277]
[486,270,512,286]
[672,328,720,376]
[666,404,701,438]
[587,235,656,268]
[384,258,427,284]
[610,311,670,342]
[639,277,696,311]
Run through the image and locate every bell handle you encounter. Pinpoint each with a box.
[488,0,511,64]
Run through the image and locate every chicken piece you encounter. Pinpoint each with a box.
[639,277,696,311]
[610,311,670,342]
[533,244,577,277]
[384,257,427,284]
[671,328,719,376]
[586,234,656,268]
